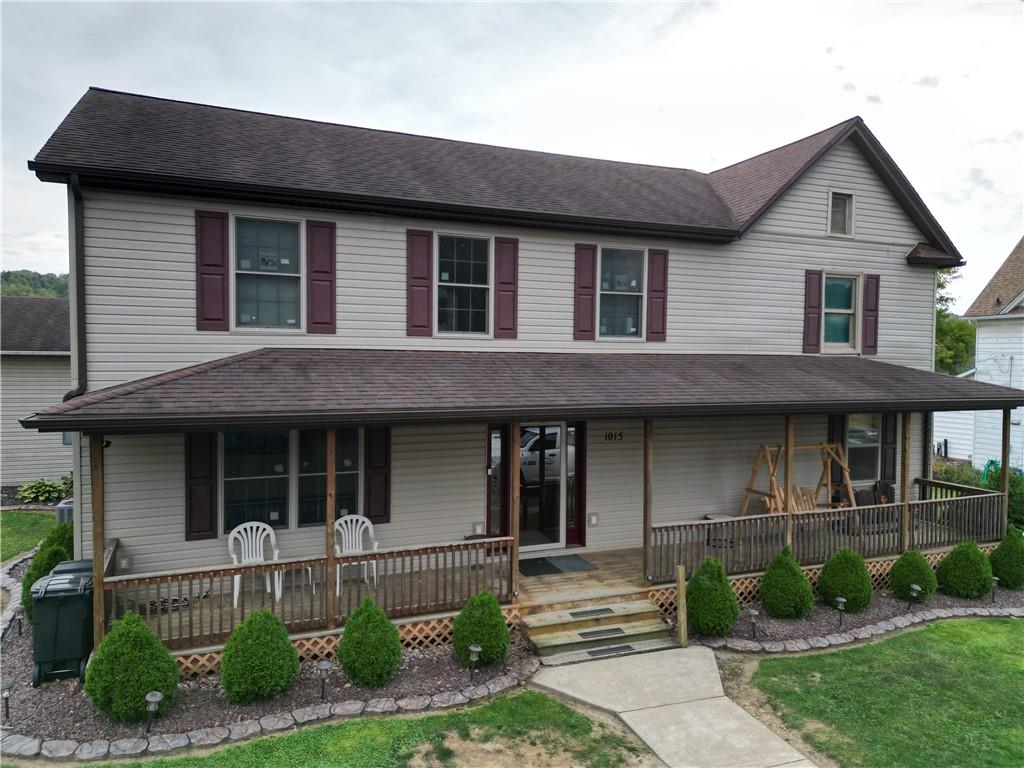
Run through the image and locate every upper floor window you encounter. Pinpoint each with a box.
[437,235,490,334]
[827,191,855,237]
[599,247,644,337]
[823,274,858,351]
[235,218,300,328]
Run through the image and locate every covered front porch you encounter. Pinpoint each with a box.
[22,348,1023,652]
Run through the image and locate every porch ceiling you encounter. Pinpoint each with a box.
[21,348,1024,433]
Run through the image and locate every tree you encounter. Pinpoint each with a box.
[0,270,69,298]
[934,268,975,375]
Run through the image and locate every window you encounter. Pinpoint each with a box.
[235,218,300,328]
[823,274,858,349]
[223,431,290,531]
[62,432,73,446]
[847,413,881,483]
[599,247,644,337]
[437,235,489,333]
[298,429,360,526]
[828,191,854,237]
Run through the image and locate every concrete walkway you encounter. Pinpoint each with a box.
[532,647,816,768]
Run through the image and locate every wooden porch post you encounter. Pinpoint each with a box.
[89,434,105,648]
[509,421,521,597]
[325,428,337,628]
[643,419,653,583]
[901,412,911,551]
[784,415,794,547]
[1001,409,1011,521]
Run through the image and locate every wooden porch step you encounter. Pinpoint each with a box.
[522,599,660,635]
[518,588,652,616]
[531,618,672,656]
[538,636,680,666]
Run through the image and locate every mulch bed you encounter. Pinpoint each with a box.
[0,627,534,742]
[724,588,1024,643]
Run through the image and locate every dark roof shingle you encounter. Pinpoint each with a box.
[964,237,1024,318]
[22,348,1024,432]
[1,297,70,353]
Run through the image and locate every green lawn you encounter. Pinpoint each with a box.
[753,619,1024,768]
[0,509,57,561]
[96,691,641,768]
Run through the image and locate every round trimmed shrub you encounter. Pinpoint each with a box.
[20,541,70,621]
[42,521,74,556]
[84,612,178,723]
[686,557,739,636]
[937,541,993,598]
[338,598,402,688]
[989,526,1024,589]
[889,549,937,602]
[220,610,300,704]
[817,548,873,613]
[452,591,509,668]
[760,546,814,618]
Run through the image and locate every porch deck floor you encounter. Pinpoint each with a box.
[517,548,646,607]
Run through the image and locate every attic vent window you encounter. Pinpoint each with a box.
[828,191,855,237]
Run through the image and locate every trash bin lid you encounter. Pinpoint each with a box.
[51,559,93,576]
[31,573,93,598]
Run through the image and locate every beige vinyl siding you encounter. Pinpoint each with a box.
[1,355,73,486]
[584,420,644,552]
[79,138,934,389]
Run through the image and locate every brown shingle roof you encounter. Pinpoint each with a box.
[964,237,1024,318]
[0,297,70,353]
[21,348,1024,433]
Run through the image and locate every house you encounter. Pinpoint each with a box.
[20,88,1024,661]
[934,236,1024,469]
[1,297,72,501]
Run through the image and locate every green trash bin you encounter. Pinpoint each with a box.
[30,571,94,687]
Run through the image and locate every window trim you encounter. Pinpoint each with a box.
[217,428,365,537]
[826,189,856,239]
[820,271,862,354]
[597,244,647,341]
[229,212,306,333]
[433,231,495,338]
[846,412,882,486]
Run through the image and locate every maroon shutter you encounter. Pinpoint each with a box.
[195,211,229,331]
[573,244,597,340]
[306,220,336,334]
[185,433,218,541]
[881,413,897,485]
[364,427,391,523]
[406,229,433,336]
[802,270,823,353]
[493,237,519,339]
[862,274,880,355]
[646,249,668,341]
[828,414,846,487]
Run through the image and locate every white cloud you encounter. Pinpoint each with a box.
[2,1,1021,312]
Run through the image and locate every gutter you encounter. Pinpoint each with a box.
[63,173,87,401]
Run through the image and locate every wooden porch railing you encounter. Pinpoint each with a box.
[105,537,513,650]
[648,483,1006,583]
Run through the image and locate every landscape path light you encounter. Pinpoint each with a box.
[2,678,13,720]
[145,690,163,734]
[468,644,482,684]
[835,597,847,629]
[907,583,922,610]
[748,608,759,640]
[318,659,333,701]
[992,576,1000,604]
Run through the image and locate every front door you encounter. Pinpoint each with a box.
[517,423,586,550]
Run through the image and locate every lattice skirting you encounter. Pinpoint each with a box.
[175,606,522,677]
[647,544,997,623]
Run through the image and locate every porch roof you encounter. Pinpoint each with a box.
[21,347,1024,433]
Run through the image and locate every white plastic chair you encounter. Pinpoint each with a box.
[228,521,282,608]
[335,515,379,592]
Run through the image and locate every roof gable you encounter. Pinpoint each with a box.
[964,236,1024,318]
[0,297,70,353]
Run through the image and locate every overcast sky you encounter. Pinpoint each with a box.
[2,1,1021,312]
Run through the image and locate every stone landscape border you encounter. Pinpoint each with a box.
[0,656,541,760]
[693,604,1024,653]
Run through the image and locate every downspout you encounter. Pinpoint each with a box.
[64,173,87,401]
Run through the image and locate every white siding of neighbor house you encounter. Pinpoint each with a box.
[77,137,934,391]
[79,414,922,573]
[972,318,1024,470]
[1,355,73,486]
[933,409,976,462]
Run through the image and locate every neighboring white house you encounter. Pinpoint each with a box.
[935,236,1024,470]
[1,297,72,499]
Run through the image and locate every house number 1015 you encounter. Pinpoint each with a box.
[604,431,624,442]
